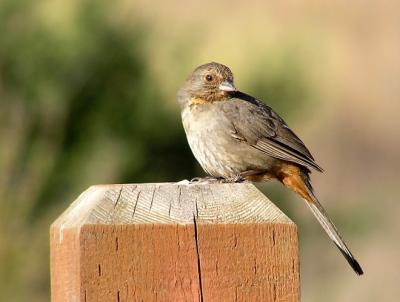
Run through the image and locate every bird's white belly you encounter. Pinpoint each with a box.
[186,130,237,177]
[181,106,256,178]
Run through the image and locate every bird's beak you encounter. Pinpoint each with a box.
[219,81,236,92]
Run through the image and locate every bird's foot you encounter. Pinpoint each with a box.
[190,175,248,184]
[225,175,247,183]
[189,176,224,184]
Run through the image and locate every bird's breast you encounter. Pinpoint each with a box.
[181,104,273,178]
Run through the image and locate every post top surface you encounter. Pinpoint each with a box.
[52,182,293,229]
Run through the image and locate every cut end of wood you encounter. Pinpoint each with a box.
[52,182,294,229]
[50,182,299,302]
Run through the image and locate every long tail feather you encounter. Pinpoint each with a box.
[302,177,364,275]
[277,164,364,275]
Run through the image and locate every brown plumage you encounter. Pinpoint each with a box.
[178,62,363,275]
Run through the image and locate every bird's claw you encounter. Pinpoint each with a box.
[190,176,224,184]
[189,175,247,184]
[226,175,247,183]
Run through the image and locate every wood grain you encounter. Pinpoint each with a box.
[50,182,300,301]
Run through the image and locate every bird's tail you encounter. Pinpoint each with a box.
[277,164,364,275]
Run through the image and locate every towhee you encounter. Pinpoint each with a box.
[178,62,363,275]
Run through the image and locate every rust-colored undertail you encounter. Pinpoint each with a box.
[260,162,364,275]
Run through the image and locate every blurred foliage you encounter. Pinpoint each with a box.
[0,0,310,301]
[0,0,197,300]
[247,52,311,121]
[0,0,197,220]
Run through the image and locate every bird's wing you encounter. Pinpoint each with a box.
[223,91,323,172]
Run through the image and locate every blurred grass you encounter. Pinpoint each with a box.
[0,1,197,300]
[1,0,399,301]
[0,1,310,301]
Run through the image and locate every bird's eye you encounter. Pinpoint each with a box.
[205,74,213,82]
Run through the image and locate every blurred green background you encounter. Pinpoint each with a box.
[1,0,399,301]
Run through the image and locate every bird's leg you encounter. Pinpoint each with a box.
[190,172,262,184]
[189,176,224,184]
[231,170,269,183]
[224,175,247,183]
[222,170,269,183]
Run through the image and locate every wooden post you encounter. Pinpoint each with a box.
[50,183,300,302]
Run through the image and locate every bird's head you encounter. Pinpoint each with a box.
[178,62,236,107]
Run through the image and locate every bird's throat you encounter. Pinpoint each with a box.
[189,97,210,106]
[189,93,228,107]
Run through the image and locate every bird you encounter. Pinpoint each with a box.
[177,62,363,275]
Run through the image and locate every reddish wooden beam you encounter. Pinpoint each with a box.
[50,183,299,301]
